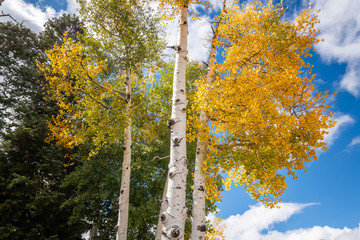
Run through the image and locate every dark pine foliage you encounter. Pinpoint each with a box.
[0,16,86,240]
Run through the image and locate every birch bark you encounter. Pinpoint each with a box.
[116,68,132,240]
[155,174,168,240]
[161,4,189,240]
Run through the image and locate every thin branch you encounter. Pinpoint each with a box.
[211,24,216,35]
[0,11,23,25]
[78,60,127,101]
[112,89,127,95]
[150,155,170,162]
[76,88,111,110]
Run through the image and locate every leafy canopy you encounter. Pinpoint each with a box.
[191,0,335,207]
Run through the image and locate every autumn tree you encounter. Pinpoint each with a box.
[75,1,165,237]
[152,1,217,238]
[192,0,335,216]
[39,1,164,239]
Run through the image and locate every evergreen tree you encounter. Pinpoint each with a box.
[0,16,86,240]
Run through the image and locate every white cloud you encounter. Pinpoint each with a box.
[222,203,360,240]
[323,114,355,146]
[224,203,315,239]
[311,0,360,97]
[208,0,225,13]
[348,136,360,148]
[0,0,57,32]
[0,0,79,32]
[188,17,212,60]
[263,225,360,240]
[164,15,212,61]
[340,63,360,97]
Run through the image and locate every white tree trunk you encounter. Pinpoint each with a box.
[155,174,168,240]
[161,4,189,240]
[191,25,217,240]
[116,68,132,240]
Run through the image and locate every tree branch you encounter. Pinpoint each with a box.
[150,155,170,162]
[78,59,127,101]
[0,11,23,25]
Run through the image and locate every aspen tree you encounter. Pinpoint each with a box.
[193,0,335,208]
[40,1,164,239]
[153,1,217,238]
[76,1,164,239]
[150,60,211,240]
[191,15,219,240]
[153,1,189,239]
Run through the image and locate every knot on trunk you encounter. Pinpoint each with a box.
[160,213,166,222]
[168,118,175,129]
[170,225,182,238]
[162,225,183,238]
[172,137,182,147]
[197,224,206,232]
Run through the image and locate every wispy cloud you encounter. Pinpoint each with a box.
[221,203,360,240]
[348,136,360,148]
[312,0,360,97]
[324,114,355,147]
[340,63,360,97]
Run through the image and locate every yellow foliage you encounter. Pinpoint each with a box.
[38,35,127,155]
[206,216,226,240]
[189,1,335,207]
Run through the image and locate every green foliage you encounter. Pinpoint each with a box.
[78,0,165,73]
[39,14,84,49]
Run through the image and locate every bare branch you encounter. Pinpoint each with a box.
[0,11,23,25]
[150,155,170,162]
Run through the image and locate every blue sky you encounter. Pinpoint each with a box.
[1,0,359,239]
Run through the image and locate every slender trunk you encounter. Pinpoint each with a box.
[90,222,98,239]
[191,37,216,240]
[191,0,225,236]
[155,174,168,240]
[161,4,189,240]
[116,68,132,240]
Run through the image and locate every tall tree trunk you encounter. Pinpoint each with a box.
[155,174,168,240]
[116,68,132,240]
[191,36,216,240]
[191,1,225,237]
[161,4,189,240]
